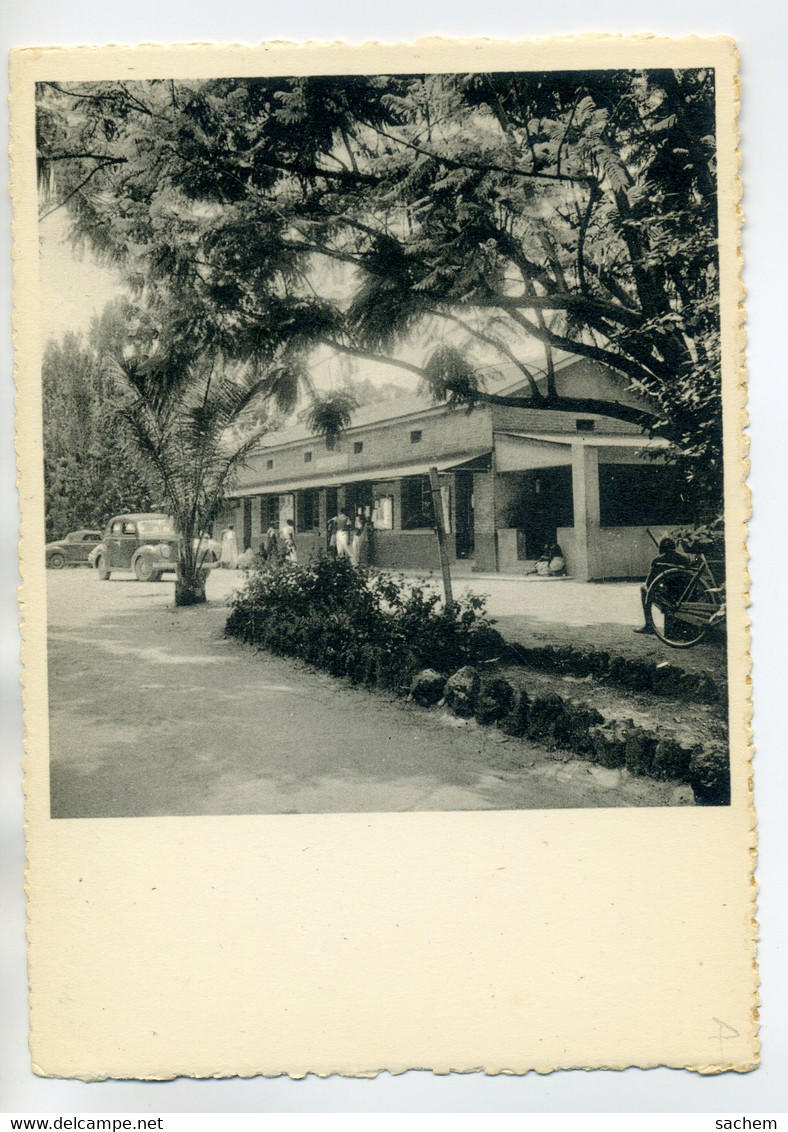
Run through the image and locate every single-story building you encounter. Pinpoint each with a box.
[217,358,693,581]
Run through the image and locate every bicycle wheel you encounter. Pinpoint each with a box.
[645,567,718,648]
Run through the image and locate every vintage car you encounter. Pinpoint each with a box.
[91,513,221,582]
[45,529,103,569]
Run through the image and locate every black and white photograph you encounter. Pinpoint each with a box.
[11,36,758,1082]
[35,61,733,818]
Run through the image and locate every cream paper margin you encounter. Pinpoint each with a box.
[10,36,757,1079]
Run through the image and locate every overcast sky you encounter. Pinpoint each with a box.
[35,202,542,400]
[37,208,124,345]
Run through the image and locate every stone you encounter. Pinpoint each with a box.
[606,655,629,685]
[694,673,720,703]
[467,626,508,664]
[617,658,654,692]
[566,649,592,677]
[444,665,481,718]
[408,669,446,707]
[652,738,692,782]
[588,720,632,768]
[588,651,611,678]
[651,663,686,697]
[499,689,530,737]
[475,676,516,725]
[623,727,658,777]
[688,746,731,806]
[564,702,605,758]
[526,694,569,747]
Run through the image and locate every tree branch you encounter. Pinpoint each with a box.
[428,309,545,401]
[38,160,126,222]
[370,125,596,187]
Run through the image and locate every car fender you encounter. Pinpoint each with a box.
[89,542,106,568]
[131,543,175,571]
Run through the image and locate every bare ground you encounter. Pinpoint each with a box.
[46,570,692,817]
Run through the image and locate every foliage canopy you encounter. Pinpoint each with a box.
[38,68,722,510]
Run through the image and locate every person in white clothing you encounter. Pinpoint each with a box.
[331,510,352,559]
[281,518,297,563]
[220,526,238,569]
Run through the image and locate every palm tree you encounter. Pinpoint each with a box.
[113,332,304,606]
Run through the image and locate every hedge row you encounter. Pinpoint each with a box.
[507,643,723,704]
[410,666,730,806]
[225,555,498,691]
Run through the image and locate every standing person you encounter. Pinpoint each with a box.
[264,524,279,562]
[281,518,298,563]
[634,537,688,634]
[355,515,372,569]
[327,516,338,557]
[349,512,362,567]
[331,510,352,559]
[220,525,238,569]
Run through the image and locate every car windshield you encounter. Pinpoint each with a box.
[137,518,176,538]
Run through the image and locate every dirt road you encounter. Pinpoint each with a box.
[47,569,683,817]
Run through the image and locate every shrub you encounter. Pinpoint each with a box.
[225,556,493,691]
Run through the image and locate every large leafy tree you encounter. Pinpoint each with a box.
[107,305,309,605]
[42,304,156,540]
[37,68,721,510]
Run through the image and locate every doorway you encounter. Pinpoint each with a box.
[344,481,374,522]
[514,466,573,558]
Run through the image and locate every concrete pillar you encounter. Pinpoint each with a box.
[318,489,329,533]
[250,495,263,551]
[472,470,498,573]
[571,444,601,581]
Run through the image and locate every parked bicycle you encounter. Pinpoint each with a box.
[645,549,726,649]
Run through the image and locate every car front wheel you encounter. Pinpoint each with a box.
[95,554,111,581]
[47,551,65,570]
[134,554,160,582]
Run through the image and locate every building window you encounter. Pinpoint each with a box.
[266,458,274,470]
[372,494,394,530]
[354,441,364,454]
[599,464,695,527]
[576,419,595,432]
[410,430,422,444]
[401,475,434,530]
[304,451,312,463]
[261,495,279,530]
[297,489,320,531]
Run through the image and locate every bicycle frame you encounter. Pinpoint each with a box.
[650,553,726,638]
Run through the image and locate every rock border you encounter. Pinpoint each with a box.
[409,666,730,806]
[501,642,723,704]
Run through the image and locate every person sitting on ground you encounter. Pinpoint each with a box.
[634,536,689,635]
[534,541,565,576]
[547,541,565,576]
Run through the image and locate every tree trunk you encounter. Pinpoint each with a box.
[174,564,207,606]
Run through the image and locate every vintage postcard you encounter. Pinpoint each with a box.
[11,36,757,1078]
